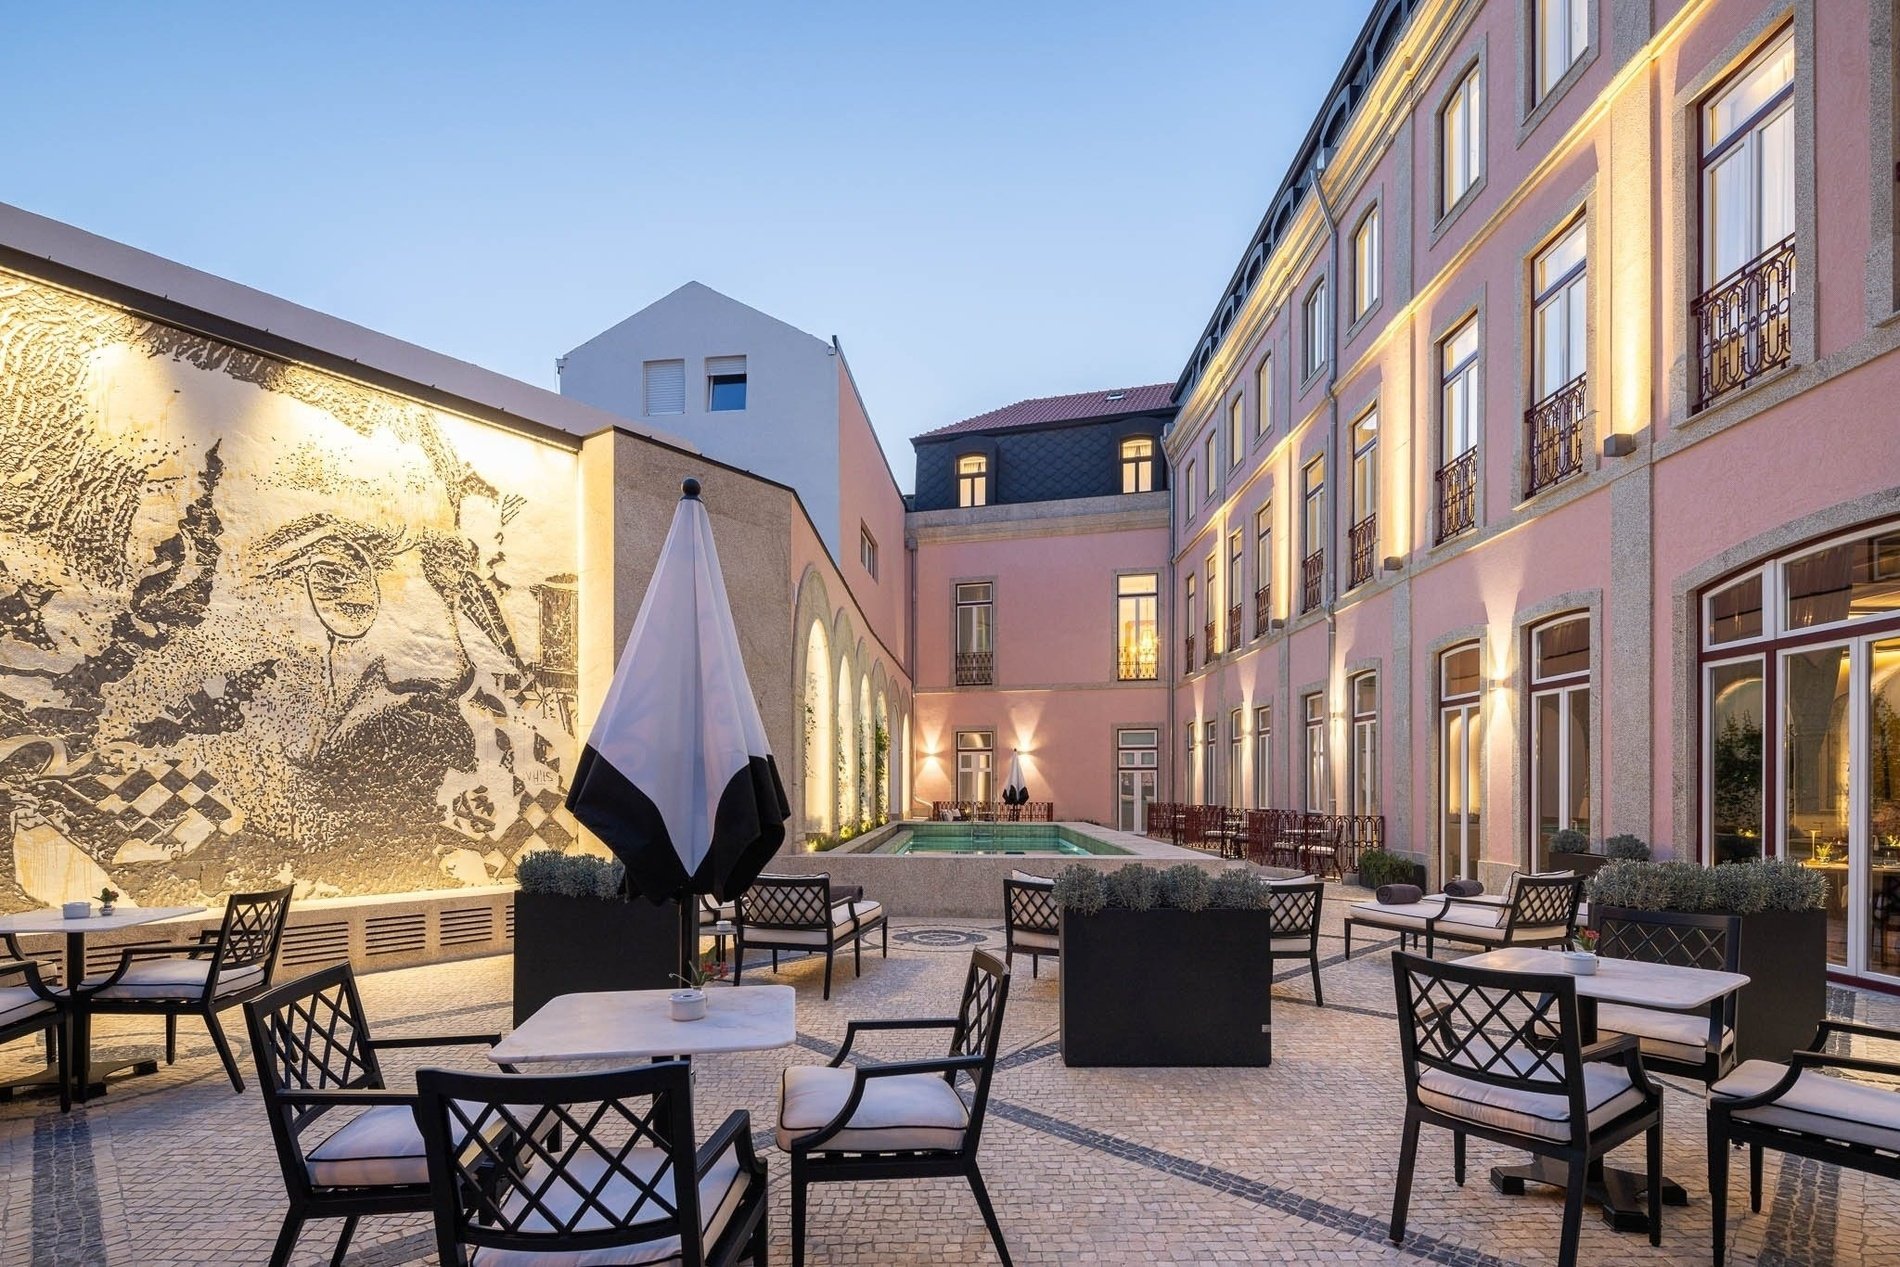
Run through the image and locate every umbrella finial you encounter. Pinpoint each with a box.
[681,477,701,500]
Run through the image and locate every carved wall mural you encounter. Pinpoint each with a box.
[0,271,580,911]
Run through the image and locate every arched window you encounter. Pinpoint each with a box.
[956,454,989,507]
[1120,437,1155,494]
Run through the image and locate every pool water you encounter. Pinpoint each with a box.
[881,823,1128,856]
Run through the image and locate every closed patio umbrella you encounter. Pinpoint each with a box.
[566,478,790,978]
[1002,750,1028,817]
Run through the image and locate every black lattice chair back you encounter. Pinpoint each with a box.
[1268,882,1323,938]
[1392,950,1587,1131]
[947,951,1011,1150]
[1590,906,1738,973]
[1508,875,1582,932]
[244,964,386,1185]
[417,1063,705,1267]
[1005,875,1057,935]
[739,874,831,930]
[211,885,293,987]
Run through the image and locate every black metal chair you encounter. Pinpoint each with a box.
[0,955,68,1112]
[734,873,886,1000]
[1003,871,1058,978]
[1708,1020,1900,1264]
[1589,906,1742,1085]
[1265,879,1326,1006]
[778,949,1013,1267]
[243,963,506,1267]
[1388,951,1664,1267]
[417,1061,769,1267]
[77,885,291,1092]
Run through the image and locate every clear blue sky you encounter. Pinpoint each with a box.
[5,2,1370,490]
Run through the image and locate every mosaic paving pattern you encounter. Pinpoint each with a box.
[2,897,1897,1265]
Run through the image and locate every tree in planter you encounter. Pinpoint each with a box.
[872,724,890,826]
[1356,848,1422,891]
[1548,826,1592,857]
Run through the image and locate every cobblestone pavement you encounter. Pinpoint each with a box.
[1,896,1895,1265]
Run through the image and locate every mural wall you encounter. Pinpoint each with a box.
[0,271,580,911]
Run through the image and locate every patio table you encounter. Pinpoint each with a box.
[489,983,796,1065]
[0,904,205,1100]
[1458,945,1749,1232]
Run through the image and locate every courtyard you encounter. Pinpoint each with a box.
[1,897,1890,1266]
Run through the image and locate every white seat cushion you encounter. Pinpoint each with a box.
[1347,900,1457,933]
[84,958,265,1001]
[1597,1002,1733,1065]
[748,902,882,947]
[777,1065,968,1153]
[0,986,53,1030]
[1011,929,1059,953]
[1417,1057,1648,1142]
[306,1104,431,1187]
[467,1141,749,1266]
[1268,935,1315,952]
[1712,1060,1900,1152]
[1009,870,1054,887]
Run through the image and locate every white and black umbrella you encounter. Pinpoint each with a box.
[1002,750,1028,812]
[566,477,790,976]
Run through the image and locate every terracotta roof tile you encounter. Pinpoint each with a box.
[915,383,1176,440]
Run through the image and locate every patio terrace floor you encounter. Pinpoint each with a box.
[1,895,1894,1265]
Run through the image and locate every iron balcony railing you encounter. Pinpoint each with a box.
[1692,235,1795,411]
[1301,551,1324,613]
[1524,374,1587,498]
[1434,448,1477,544]
[1203,619,1217,662]
[1225,604,1241,653]
[1347,516,1377,590]
[1183,631,1197,673]
[954,649,993,687]
[1116,641,1158,681]
[1254,585,1272,638]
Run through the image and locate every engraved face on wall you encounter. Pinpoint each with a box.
[0,274,579,909]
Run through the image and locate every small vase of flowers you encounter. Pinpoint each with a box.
[669,955,731,1021]
[97,887,119,917]
[1560,928,1599,975]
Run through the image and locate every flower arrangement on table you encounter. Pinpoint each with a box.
[1571,928,1599,955]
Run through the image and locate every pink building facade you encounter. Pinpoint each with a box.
[1160,0,1900,986]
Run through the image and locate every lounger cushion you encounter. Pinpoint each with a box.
[1009,870,1054,887]
[1712,1060,1900,1152]
[84,958,265,1001]
[1417,1057,1647,1142]
[466,1141,750,1266]
[745,902,883,947]
[777,1065,969,1153]
[1011,929,1059,952]
[0,986,53,1030]
[1596,1003,1733,1066]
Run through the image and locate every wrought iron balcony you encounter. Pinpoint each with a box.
[1225,604,1241,653]
[954,650,993,687]
[1692,235,1794,412]
[1434,448,1477,544]
[1203,619,1217,662]
[1348,516,1377,590]
[1524,374,1586,498]
[1254,585,1271,638]
[1301,551,1324,613]
[1183,632,1197,673]
[1116,640,1158,681]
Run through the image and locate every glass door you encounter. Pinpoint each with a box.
[1867,639,1900,976]
[1783,644,1850,968]
[1440,701,1482,881]
[1117,729,1159,832]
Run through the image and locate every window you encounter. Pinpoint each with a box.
[954,582,993,686]
[954,730,994,803]
[1204,554,1218,654]
[1255,353,1273,438]
[1203,719,1219,805]
[642,359,685,415]
[957,454,989,508]
[1440,644,1483,881]
[1226,531,1244,651]
[1202,432,1218,500]
[1184,573,1198,665]
[1348,411,1378,589]
[1302,457,1326,612]
[1303,691,1328,811]
[1436,319,1480,543]
[1253,504,1273,635]
[1535,0,1588,101]
[1184,461,1198,520]
[1533,221,1588,400]
[859,525,878,579]
[706,355,747,411]
[1529,615,1591,869]
[1441,66,1483,214]
[1352,207,1381,319]
[1350,672,1379,815]
[1252,704,1273,809]
[1116,573,1159,681]
[1229,710,1245,809]
[1184,724,1196,798]
[1117,729,1159,832]
[1303,281,1329,378]
[1228,397,1245,469]
[1120,437,1155,493]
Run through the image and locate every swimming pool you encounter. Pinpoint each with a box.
[878,823,1129,856]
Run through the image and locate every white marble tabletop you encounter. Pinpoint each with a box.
[490,985,797,1064]
[0,906,205,935]
[1460,945,1749,1011]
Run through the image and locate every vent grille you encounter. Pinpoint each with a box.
[504,900,516,942]
[281,921,351,969]
[365,912,427,958]
[439,906,494,947]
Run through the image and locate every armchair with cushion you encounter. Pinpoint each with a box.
[734,873,886,1000]
[0,957,68,1111]
[1265,878,1326,1006]
[1002,871,1058,978]
[1345,873,1580,959]
[1589,906,1741,1085]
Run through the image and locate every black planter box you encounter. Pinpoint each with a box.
[1060,908,1273,1066]
[513,892,680,1026]
[1732,907,1827,1065]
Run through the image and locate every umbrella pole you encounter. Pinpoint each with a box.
[678,898,698,986]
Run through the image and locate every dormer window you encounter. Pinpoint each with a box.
[1120,437,1155,494]
[957,454,990,508]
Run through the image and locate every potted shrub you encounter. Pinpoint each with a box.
[1546,827,1611,877]
[1586,859,1828,1063]
[513,851,680,1025]
[1054,864,1274,1067]
[1355,848,1424,891]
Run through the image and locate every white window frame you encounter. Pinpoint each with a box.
[1252,704,1273,809]
[1441,66,1484,215]
[1352,206,1381,319]
[1532,219,1588,401]
[1534,0,1588,102]
[1303,281,1329,379]
[1255,352,1273,438]
[956,454,989,508]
